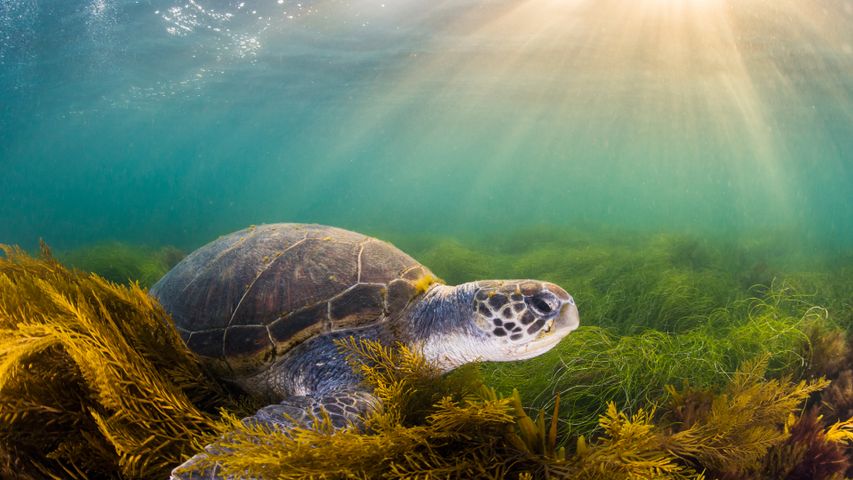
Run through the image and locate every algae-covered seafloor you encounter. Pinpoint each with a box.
[1,227,851,479]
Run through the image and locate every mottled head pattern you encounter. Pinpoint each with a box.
[474,280,568,340]
[469,280,578,360]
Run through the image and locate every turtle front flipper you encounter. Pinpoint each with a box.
[170,389,378,480]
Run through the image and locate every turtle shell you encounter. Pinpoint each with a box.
[150,223,436,376]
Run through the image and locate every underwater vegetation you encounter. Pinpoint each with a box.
[0,227,851,479]
[405,228,852,333]
[169,345,853,480]
[402,227,853,443]
[57,242,185,288]
[483,286,836,440]
[0,245,239,479]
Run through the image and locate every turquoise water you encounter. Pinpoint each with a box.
[0,0,851,251]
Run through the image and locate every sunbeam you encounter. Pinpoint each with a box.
[299,0,851,231]
[0,0,849,245]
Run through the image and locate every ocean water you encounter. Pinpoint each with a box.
[2,3,853,478]
[0,0,851,252]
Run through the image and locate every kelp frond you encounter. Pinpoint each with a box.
[824,417,853,444]
[209,341,847,480]
[210,339,561,479]
[335,337,439,399]
[665,355,830,477]
[208,390,522,479]
[562,355,833,480]
[335,336,483,426]
[569,403,703,480]
[505,389,566,461]
[800,311,848,380]
[0,246,232,478]
[762,408,853,480]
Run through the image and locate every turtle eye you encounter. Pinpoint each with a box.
[528,293,557,316]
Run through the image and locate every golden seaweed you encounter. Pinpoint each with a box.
[0,246,234,478]
[206,340,853,480]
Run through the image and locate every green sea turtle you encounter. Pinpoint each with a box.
[150,223,580,479]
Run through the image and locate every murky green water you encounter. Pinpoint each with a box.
[1,0,851,252]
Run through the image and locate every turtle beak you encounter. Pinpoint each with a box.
[554,296,580,334]
[544,282,579,335]
[513,284,579,359]
[533,302,578,341]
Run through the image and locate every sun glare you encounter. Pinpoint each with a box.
[304,0,850,227]
[643,0,722,7]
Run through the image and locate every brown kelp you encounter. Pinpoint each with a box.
[823,370,853,425]
[762,408,853,480]
[663,356,829,478]
[204,341,853,480]
[0,245,234,479]
[201,339,539,479]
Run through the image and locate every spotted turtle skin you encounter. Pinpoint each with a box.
[150,223,435,378]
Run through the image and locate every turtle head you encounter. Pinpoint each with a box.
[414,280,579,369]
[467,280,579,361]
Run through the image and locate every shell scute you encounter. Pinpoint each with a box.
[223,325,275,374]
[228,237,359,326]
[186,329,225,359]
[156,225,307,331]
[359,239,418,283]
[402,265,429,281]
[330,283,387,330]
[269,303,328,348]
[386,278,418,316]
[154,231,243,309]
